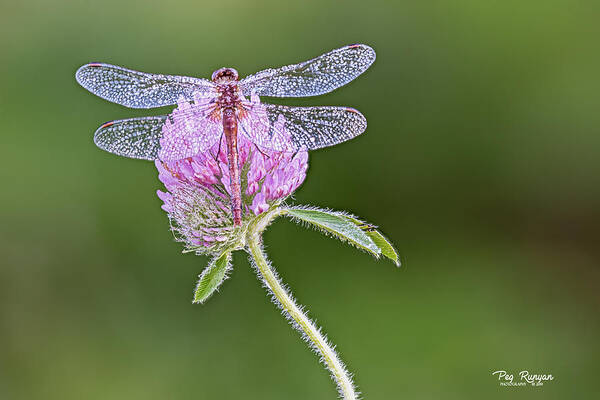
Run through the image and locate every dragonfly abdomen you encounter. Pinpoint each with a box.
[222,107,242,226]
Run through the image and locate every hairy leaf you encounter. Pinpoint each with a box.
[193,251,232,304]
[284,207,380,255]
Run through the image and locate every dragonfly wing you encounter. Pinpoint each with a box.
[239,44,375,98]
[76,63,216,108]
[240,103,367,152]
[93,116,166,160]
[93,104,221,162]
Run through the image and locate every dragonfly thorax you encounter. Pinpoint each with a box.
[211,67,239,83]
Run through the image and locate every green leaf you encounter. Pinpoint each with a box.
[341,215,400,267]
[193,251,232,304]
[284,207,380,255]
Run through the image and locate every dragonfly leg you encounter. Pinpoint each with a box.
[253,143,271,159]
[214,132,225,162]
[239,123,271,159]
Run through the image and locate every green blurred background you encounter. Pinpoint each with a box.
[1,0,599,399]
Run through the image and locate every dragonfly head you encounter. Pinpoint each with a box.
[211,67,239,83]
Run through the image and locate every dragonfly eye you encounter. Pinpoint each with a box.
[211,67,239,83]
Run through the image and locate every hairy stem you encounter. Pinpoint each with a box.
[246,208,357,399]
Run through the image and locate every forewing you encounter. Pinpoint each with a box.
[93,116,166,160]
[76,63,216,108]
[240,103,367,152]
[239,44,375,97]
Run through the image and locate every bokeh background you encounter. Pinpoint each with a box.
[1,0,599,399]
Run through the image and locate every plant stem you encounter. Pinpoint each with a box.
[246,209,357,400]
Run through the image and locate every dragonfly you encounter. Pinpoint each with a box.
[76,44,376,226]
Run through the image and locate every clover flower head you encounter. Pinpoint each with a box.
[156,98,308,255]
